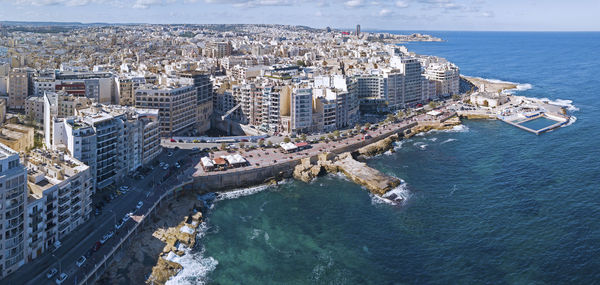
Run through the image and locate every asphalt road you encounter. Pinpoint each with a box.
[3,147,190,285]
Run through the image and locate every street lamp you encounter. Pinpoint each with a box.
[52,253,62,274]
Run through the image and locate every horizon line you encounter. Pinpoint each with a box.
[1,20,598,33]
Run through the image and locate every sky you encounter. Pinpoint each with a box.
[0,0,598,31]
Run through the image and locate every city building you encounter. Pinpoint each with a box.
[25,149,93,261]
[7,69,29,110]
[49,105,160,189]
[0,124,34,153]
[0,143,28,277]
[135,85,197,136]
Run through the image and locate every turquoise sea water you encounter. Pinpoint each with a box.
[167,32,600,284]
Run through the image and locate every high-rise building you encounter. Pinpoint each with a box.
[135,85,197,136]
[424,62,460,98]
[8,69,29,110]
[50,105,160,189]
[25,149,94,261]
[356,24,361,37]
[178,71,214,133]
[0,143,28,277]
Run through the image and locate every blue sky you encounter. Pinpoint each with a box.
[0,0,598,31]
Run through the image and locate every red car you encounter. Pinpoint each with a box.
[170,138,176,142]
[93,241,101,252]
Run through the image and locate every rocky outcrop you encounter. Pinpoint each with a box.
[293,151,400,196]
[149,258,183,285]
[357,134,400,157]
[333,153,401,196]
[147,210,203,285]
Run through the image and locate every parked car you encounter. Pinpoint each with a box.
[55,273,68,284]
[115,220,124,230]
[92,241,101,252]
[76,256,86,267]
[136,201,144,209]
[46,268,58,279]
[167,152,173,157]
[123,213,131,222]
[119,185,130,192]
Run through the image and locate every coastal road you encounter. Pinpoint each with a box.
[2,147,191,285]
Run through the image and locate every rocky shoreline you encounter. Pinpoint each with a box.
[293,117,461,199]
[100,115,463,284]
[99,191,204,285]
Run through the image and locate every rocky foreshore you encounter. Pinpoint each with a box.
[99,191,204,285]
[293,117,462,197]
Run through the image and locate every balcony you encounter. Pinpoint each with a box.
[58,205,69,214]
[5,235,23,249]
[29,208,42,217]
[58,214,69,224]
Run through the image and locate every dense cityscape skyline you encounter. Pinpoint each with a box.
[0,0,599,31]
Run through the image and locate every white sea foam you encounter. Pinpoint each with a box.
[443,124,469,133]
[441,138,457,144]
[214,180,286,201]
[515,83,533,91]
[538,98,580,112]
[413,142,428,150]
[165,223,218,285]
[429,137,438,142]
[393,140,405,150]
[562,115,577,127]
[371,182,411,206]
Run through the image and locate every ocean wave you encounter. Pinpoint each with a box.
[215,181,287,201]
[538,98,579,112]
[440,138,457,144]
[562,115,577,127]
[429,137,438,142]
[165,223,218,285]
[413,142,428,150]
[515,83,533,91]
[371,183,411,206]
[443,125,469,133]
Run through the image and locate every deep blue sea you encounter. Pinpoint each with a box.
[167,32,600,284]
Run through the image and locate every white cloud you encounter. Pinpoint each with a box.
[395,0,408,8]
[344,0,363,8]
[378,8,392,16]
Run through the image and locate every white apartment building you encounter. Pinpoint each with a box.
[135,85,197,136]
[0,143,27,277]
[25,149,93,261]
[424,62,460,97]
[291,88,312,133]
[49,105,160,189]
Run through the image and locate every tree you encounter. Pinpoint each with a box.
[301,134,307,141]
[355,124,362,131]
[220,142,227,150]
[428,101,438,108]
[327,133,334,140]
[319,136,326,141]
[239,142,245,149]
[482,100,489,107]
[365,123,371,129]
[267,141,273,147]
[258,139,265,147]
[452,94,461,101]
[283,136,291,143]
[333,130,340,138]
[386,114,395,123]
[396,110,405,119]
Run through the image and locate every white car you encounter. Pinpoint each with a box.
[119,185,130,192]
[55,273,68,284]
[162,164,169,170]
[136,201,143,209]
[46,268,58,279]
[76,256,86,267]
[123,213,131,222]
[100,234,109,244]
[175,163,181,169]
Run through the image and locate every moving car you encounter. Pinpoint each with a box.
[46,268,58,279]
[55,273,68,284]
[76,256,86,267]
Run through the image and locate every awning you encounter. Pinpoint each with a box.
[201,157,214,168]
